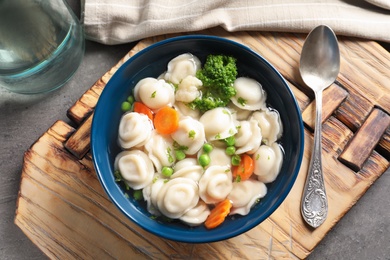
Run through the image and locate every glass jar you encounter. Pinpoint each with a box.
[0,0,85,94]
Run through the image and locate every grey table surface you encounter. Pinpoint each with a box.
[1,2,389,260]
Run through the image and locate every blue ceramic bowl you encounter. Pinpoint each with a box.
[91,35,304,243]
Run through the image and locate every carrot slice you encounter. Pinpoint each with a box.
[232,154,254,181]
[153,106,179,135]
[205,199,232,229]
[133,102,153,121]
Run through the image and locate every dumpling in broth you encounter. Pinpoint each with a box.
[199,165,233,204]
[171,116,206,155]
[142,175,165,216]
[199,107,237,141]
[171,158,203,182]
[118,112,153,149]
[252,108,283,145]
[206,146,232,169]
[133,77,175,110]
[231,77,267,111]
[227,102,253,121]
[180,200,211,226]
[235,119,262,154]
[156,177,199,219]
[252,143,283,183]
[174,101,201,120]
[228,179,267,216]
[114,150,155,190]
[144,130,176,172]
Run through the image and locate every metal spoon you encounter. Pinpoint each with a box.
[299,25,340,228]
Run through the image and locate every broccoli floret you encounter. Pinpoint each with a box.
[190,55,237,112]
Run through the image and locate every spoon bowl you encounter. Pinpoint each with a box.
[300,25,340,91]
[299,25,340,228]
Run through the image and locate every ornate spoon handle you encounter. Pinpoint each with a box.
[301,90,328,228]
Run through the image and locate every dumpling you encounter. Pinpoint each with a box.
[133,77,175,110]
[164,53,201,84]
[156,177,199,219]
[231,77,267,111]
[174,101,201,120]
[235,119,262,154]
[251,108,283,145]
[252,143,283,183]
[175,75,203,103]
[144,130,176,172]
[133,77,156,102]
[114,150,155,190]
[171,158,204,182]
[118,112,153,149]
[228,102,253,121]
[142,175,165,216]
[206,146,231,168]
[199,165,233,204]
[171,116,206,155]
[199,107,237,141]
[180,200,211,226]
[228,179,267,216]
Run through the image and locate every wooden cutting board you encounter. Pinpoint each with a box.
[15,28,390,259]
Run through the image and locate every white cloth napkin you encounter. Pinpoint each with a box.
[81,0,390,45]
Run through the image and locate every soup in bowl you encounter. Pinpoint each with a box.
[91,35,304,243]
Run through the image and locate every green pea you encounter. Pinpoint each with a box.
[198,153,211,167]
[225,146,236,156]
[161,166,173,177]
[175,150,186,161]
[224,136,235,146]
[127,95,135,104]
[202,143,213,154]
[121,101,132,112]
[231,154,241,166]
[133,190,143,201]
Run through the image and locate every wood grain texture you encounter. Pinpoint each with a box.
[64,113,93,159]
[302,84,348,130]
[339,108,390,171]
[378,127,390,159]
[15,28,390,259]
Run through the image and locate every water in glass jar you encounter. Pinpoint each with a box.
[0,0,84,94]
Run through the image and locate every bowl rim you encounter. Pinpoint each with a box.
[91,34,304,243]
